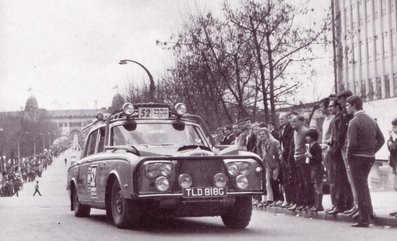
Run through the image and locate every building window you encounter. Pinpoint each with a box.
[360,79,366,100]
[385,75,390,98]
[368,78,374,100]
[376,77,382,99]
[394,74,397,97]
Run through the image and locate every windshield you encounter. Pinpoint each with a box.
[111,122,208,147]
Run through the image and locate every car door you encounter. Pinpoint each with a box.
[95,127,108,203]
[77,129,99,202]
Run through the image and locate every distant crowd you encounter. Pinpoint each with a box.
[214,90,396,227]
[0,150,56,197]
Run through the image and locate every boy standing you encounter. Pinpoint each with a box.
[305,129,325,212]
[33,180,42,196]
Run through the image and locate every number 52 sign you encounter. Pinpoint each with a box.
[87,165,98,195]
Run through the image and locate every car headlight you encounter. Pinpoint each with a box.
[178,174,192,189]
[145,163,160,178]
[213,173,227,188]
[145,163,173,178]
[239,162,251,175]
[226,163,239,176]
[235,174,249,190]
[155,176,170,192]
[159,163,172,177]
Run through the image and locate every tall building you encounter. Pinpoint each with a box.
[334,0,397,99]
[333,0,397,160]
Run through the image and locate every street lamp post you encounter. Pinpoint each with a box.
[119,59,155,101]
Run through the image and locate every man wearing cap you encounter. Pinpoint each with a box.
[345,95,385,227]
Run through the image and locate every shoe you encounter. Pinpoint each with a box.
[347,207,359,217]
[303,205,311,212]
[264,201,274,207]
[389,211,397,217]
[288,204,297,211]
[281,202,289,208]
[344,205,358,215]
[326,206,336,213]
[296,204,304,211]
[275,200,284,207]
[286,203,294,209]
[313,206,324,212]
[252,199,259,205]
[352,212,376,220]
[351,222,369,228]
[257,202,265,208]
[326,208,342,215]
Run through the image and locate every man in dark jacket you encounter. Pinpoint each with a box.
[345,95,385,227]
[223,125,235,145]
[328,100,353,215]
[330,90,356,216]
[279,113,295,208]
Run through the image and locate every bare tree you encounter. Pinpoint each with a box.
[225,0,329,124]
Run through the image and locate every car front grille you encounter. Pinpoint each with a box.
[177,159,224,188]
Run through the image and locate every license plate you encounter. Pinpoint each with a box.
[182,187,226,198]
[138,107,169,119]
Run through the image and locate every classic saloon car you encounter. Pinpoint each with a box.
[67,102,264,229]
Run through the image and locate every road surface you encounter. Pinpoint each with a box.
[0,149,396,241]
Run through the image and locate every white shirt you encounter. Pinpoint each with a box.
[322,114,335,144]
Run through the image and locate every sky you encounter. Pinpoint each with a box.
[0,0,333,111]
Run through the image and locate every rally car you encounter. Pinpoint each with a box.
[67,102,264,229]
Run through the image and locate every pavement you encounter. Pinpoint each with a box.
[256,190,397,228]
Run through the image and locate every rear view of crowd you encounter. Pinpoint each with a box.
[215,90,389,228]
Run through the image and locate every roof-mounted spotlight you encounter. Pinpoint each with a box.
[96,112,104,121]
[175,103,187,116]
[122,102,135,115]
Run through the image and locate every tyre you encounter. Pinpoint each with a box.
[221,196,252,229]
[72,187,91,217]
[110,181,141,229]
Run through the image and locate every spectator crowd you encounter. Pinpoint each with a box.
[214,90,395,227]
[0,150,54,197]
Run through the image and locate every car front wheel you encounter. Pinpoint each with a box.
[110,181,141,229]
[221,196,252,229]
